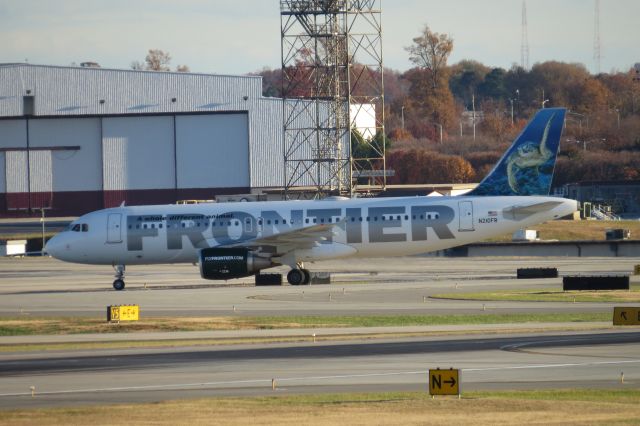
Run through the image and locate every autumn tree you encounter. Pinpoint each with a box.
[406,25,453,89]
[130,49,190,72]
[145,49,171,71]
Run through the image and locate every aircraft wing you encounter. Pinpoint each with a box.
[221,222,341,255]
[502,201,564,221]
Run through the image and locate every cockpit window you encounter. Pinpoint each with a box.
[70,223,89,232]
[81,224,89,232]
[72,224,81,232]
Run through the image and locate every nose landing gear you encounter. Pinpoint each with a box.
[112,264,126,290]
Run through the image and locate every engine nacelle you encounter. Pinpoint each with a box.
[199,248,273,280]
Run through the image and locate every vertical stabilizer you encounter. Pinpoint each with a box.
[469,108,566,196]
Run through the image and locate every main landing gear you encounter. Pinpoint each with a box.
[113,264,126,291]
[286,264,311,286]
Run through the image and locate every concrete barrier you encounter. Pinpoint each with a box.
[255,273,283,286]
[517,267,558,279]
[563,275,629,291]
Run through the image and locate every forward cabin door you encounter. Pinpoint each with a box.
[107,213,123,243]
[458,201,474,232]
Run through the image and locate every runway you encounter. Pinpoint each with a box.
[1,330,639,408]
[0,256,638,317]
[1,255,639,409]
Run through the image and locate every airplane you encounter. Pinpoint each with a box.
[45,107,577,290]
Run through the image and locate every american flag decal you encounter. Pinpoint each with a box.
[488,211,497,217]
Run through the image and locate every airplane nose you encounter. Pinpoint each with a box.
[44,234,64,258]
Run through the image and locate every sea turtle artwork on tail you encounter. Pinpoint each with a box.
[468,108,566,197]
[506,112,555,193]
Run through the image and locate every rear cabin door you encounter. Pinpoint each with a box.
[458,201,475,232]
[107,213,123,243]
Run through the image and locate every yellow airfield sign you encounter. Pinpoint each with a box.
[429,368,460,396]
[107,305,140,322]
[613,307,640,325]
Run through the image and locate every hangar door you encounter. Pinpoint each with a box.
[175,114,249,189]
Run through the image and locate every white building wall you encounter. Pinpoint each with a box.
[175,114,249,189]
[28,150,52,195]
[0,119,27,195]
[0,120,27,149]
[5,151,28,194]
[102,116,175,190]
[28,118,102,192]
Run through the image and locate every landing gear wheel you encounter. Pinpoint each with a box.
[287,269,304,286]
[113,279,125,291]
[301,269,311,284]
[112,264,126,290]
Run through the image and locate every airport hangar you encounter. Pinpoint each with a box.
[0,63,321,218]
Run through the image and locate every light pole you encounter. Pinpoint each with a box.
[40,208,45,255]
[542,99,549,108]
[401,105,405,130]
[509,98,514,125]
[472,94,476,141]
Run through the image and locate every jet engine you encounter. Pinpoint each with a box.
[199,248,273,280]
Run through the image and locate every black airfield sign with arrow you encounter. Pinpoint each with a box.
[613,307,640,325]
[429,368,460,396]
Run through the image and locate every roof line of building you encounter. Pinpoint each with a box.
[0,62,264,81]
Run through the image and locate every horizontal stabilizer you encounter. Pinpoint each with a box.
[502,201,564,221]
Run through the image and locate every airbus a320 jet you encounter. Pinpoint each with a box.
[46,108,577,289]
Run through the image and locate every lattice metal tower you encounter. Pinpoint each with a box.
[593,0,601,74]
[521,0,529,70]
[280,0,386,198]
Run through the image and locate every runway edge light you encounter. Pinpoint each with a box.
[107,305,140,322]
[429,368,460,397]
[613,307,640,326]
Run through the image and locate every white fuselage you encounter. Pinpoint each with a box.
[46,195,577,267]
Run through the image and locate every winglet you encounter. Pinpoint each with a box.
[468,107,566,196]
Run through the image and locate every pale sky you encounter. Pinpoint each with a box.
[1,0,638,75]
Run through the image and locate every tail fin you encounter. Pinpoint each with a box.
[468,107,566,196]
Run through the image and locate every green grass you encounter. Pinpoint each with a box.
[0,312,613,337]
[432,287,640,303]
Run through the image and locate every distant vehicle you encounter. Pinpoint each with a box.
[46,108,576,290]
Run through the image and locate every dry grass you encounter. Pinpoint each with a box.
[1,390,640,425]
[484,220,640,242]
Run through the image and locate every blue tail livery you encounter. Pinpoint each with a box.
[469,107,566,196]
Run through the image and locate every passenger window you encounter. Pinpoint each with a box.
[159,224,163,229]
[283,219,287,224]
[405,215,409,220]
[305,218,309,224]
[313,218,317,223]
[275,220,279,225]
